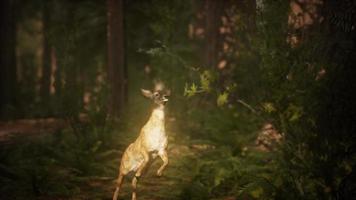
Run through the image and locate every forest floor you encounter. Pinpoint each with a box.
[74,142,203,200]
[0,118,67,143]
[0,119,220,200]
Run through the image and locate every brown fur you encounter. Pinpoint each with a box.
[113,88,169,200]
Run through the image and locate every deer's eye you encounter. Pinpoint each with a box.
[154,93,159,97]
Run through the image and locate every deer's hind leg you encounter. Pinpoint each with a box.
[113,171,125,200]
[131,151,149,200]
[131,175,138,200]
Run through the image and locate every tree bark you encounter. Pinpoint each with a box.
[0,0,17,117]
[107,0,127,118]
[204,0,224,69]
[40,1,51,104]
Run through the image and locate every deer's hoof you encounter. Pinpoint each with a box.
[156,171,163,177]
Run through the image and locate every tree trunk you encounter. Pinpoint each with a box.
[204,0,224,69]
[0,0,17,117]
[243,0,256,33]
[107,0,127,118]
[40,1,51,104]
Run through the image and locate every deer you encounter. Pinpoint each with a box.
[113,83,171,200]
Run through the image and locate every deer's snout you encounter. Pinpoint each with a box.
[161,97,168,105]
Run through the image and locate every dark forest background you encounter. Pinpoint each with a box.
[0,0,355,199]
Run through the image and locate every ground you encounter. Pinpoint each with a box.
[78,143,198,200]
[0,118,211,200]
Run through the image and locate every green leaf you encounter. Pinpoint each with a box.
[217,92,229,106]
[184,83,198,97]
[184,83,189,96]
[262,102,276,113]
[286,104,303,122]
[191,83,197,94]
[200,70,213,92]
[214,168,230,187]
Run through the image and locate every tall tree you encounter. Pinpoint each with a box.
[204,0,224,69]
[40,0,51,105]
[0,0,17,117]
[107,0,127,118]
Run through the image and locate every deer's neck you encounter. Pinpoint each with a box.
[147,106,165,125]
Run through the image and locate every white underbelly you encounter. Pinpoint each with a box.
[145,129,167,151]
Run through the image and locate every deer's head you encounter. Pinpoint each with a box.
[141,82,170,106]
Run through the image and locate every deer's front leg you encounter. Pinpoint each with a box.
[157,150,168,176]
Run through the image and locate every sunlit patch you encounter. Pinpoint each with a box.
[218,60,227,70]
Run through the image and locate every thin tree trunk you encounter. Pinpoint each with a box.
[107,0,126,118]
[40,1,51,105]
[0,0,17,117]
[123,0,128,105]
[244,0,256,33]
[204,0,224,69]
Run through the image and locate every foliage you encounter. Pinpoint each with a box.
[181,0,356,199]
[0,123,123,199]
[1,0,355,199]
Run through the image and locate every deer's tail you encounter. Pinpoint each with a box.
[113,172,125,200]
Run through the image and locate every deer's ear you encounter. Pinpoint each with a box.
[141,89,153,98]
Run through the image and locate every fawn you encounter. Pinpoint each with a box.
[113,85,171,200]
